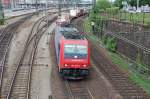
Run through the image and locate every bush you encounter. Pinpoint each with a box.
[0,19,4,25]
[102,34,108,44]
[89,7,99,22]
[96,0,111,10]
[147,21,150,28]
[106,7,120,14]
[106,37,117,52]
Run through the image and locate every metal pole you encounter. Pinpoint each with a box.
[137,0,139,10]
[58,0,61,16]
[35,0,38,14]
[24,0,26,9]
[10,0,14,9]
[46,0,49,44]
[46,0,48,27]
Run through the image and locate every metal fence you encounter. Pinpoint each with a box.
[92,15,150,77]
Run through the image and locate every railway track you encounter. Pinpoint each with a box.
[73,16,150,99]
[0,14,33,88]
[64,80,95,99]
[1,14,57,99]
[91,47,149,99]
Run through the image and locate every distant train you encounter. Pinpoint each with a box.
[56,13,70,26]
[55,26,90,79]
[69,8,88,19]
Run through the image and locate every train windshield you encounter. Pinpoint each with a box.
[64,44,87,59]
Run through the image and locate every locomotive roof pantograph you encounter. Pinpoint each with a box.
[57,26,85,40]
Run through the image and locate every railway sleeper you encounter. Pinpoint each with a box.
[115,86,144,92]
[17,73,29,76]
[121,95,146,99]
[0,45,8,47]
[73,95,92,99]
[116,87,146,92]
[15,76,29,79]
[14,81,28,85]
[10,94,26,98]
[111,80,140,88]
[11,91,27,94]
[113,83,144,89]
[12,90,27,94]
[0,50,7,53]
[121,93,147,97]
[110,76,128,79]
[118,90,146,95]
[114,84,142,88]
[120,93,147,98]
[112,82,139,87]
[70,90,88,94]
[13,88,27,91]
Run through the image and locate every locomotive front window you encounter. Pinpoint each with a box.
[64,44,87,59]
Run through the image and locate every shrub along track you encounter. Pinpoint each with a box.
[73,16,150,99]
[0,13,57,99]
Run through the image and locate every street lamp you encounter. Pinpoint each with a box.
[137,0,139,10]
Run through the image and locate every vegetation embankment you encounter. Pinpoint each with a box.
[101,10,150,26]
[83,16,150,95]
[95,0,150,26]
[0,19,4,25]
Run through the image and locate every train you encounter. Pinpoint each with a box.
[56,13,70,26]
[69,8,88,19]
[54,25,90,79]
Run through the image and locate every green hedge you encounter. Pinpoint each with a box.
[105,36,117,52]
[106,7,119,14]
[0,19,4,25]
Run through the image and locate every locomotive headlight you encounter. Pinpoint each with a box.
[64,64,68,67]
[83,65,87,67]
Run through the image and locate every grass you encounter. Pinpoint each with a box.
[130,73,150,95]
[0,19,5,25]
[83,17,150,95]
[101,12,150,26]
[109,52,129,70]
[83,18,92,33]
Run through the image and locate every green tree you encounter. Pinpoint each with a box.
[96,0,111,10]
[89,6,99,21]
[128,0,150,7]
[129,0,137,7]
[114,0,150,8]
[114,0,124,8]
[139,0,150,6]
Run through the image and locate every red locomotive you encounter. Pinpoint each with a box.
[55,26,90,79]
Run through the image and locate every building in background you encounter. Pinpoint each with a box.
[1,0,91,10]
[2,0,10,9]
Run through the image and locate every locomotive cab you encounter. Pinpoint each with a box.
[60,40,90,78]
[55,26,90,79]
